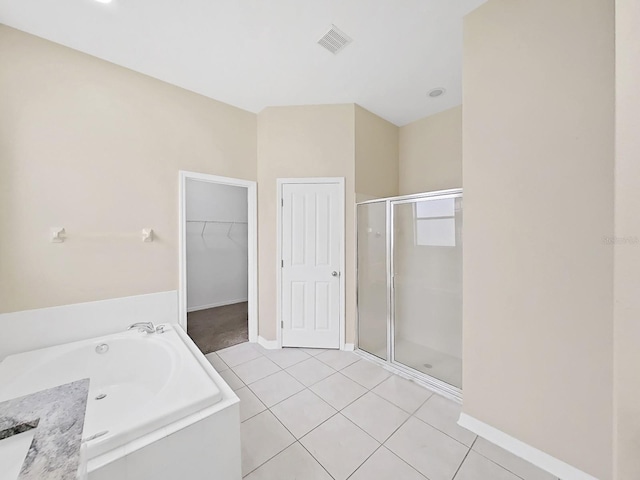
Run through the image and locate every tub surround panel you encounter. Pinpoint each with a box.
[0,290,178,360]
[87,401,241,480]
[0,379,90,480]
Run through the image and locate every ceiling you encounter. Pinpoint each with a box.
[0,0,486,126]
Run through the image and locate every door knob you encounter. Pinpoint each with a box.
[331,271,339,277]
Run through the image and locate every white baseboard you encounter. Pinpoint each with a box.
[343,343,355,351]
[458,413,599,480]
[0,291,178,361]
[257,336,279,350]
[187,298,248,313]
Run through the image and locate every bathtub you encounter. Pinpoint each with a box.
[0,324,241,480]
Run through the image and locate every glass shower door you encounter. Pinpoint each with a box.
[392,195,463,389]
[356,202,388,360]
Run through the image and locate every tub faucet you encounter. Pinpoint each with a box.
[127,322,156,334]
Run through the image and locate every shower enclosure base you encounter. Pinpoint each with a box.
[354,347,462,402]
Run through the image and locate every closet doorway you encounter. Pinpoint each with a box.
[178,171,257,354]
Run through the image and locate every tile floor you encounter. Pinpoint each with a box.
[207,343,559,480]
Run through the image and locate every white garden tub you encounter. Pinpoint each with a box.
[0,324,241,479]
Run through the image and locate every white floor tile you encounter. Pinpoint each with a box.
[349,447,427,480]
[219,368,244,391]
[271,389,337,438]
[455,451,521,480]
[472,437,557,480]
[372,375,433,414]
[385,417,468,480]
[244,443,332,480]
[236,386,266,422]
[414,395,476,446]
[249,370,306,407]
[300,348,328,356]
[310,372,368,410]
[315,349,360,370]
[232,356,281,385]
[300,414,379,480]
[341,360,391,389]
[240,411,295,476]
[263,348,311,369]
[217,342,263,367]
[205,352,229,372]
[342,392,409,442]
[286,357,336,387]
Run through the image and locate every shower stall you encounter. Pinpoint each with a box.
[356,189,463,400]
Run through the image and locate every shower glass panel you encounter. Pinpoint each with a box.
[356,202,388,360]
[392,195,463,389]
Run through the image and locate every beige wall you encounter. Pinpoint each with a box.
[0,26,257,313]
[462,1,614,479]
[613,0,640,478]
[256,105,357,342]
[399,106,462,195]
[0,26,399,348]
[354,105,398,200]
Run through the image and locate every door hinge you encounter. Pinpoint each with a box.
[281,198,284,207]
[281,321,284,328]
[281,259,284,268]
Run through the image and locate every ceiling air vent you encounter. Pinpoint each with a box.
[317,24,352,54]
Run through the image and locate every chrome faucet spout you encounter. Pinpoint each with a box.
[127,322,156,334]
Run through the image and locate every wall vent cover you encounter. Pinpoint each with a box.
[317,25,352,54]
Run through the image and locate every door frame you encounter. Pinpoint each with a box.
[276,177,346,350]
[178,170,258,343]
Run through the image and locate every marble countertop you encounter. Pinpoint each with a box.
[0,379,90,480]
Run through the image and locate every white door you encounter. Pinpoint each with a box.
[281,182,343,348]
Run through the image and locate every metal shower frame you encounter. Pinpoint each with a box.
[355,188,463,402]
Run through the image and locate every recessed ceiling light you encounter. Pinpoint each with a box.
[94,0,113,3]
[428,88,446,98]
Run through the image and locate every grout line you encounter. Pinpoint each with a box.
[261,384,339,479]
[261,349,314,369]
[298,410,380,480]
[244,370,305,410]
[241,431,296,478]
[342,393,428,479]
[345,443,385,479]
[377,447,431,480]
[313,351,360,371]
[409,410,477,450]
[269,391,339,441]
[452,436,541,480]
[230,347,524,480]
[377,394,432,444]
[236,386,268,424]
[338,410,384,445]
[318,375,369,411]
[451,444,473,480]
[296,440,337,480]
[215,342,265,369]
[469,447,533,480]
